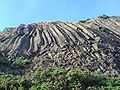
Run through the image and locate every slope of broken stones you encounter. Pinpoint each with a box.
[0,15,120,74]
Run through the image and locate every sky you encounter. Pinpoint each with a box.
[0,0,120,31]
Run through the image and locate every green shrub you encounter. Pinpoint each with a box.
[98,14,110,19]
[13,56,30,67]
[33,68,106,90]
[0,74,32,90]
[0,67,120,90]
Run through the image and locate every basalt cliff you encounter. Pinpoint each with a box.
[0,15,120,74]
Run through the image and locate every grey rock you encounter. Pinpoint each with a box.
[0,16,120,74]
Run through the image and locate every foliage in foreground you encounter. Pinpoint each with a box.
[0,68,120,90]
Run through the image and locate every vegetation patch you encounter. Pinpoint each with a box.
[0,68,120,90]
[13,56,31,67]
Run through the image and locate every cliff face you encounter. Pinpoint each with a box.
[0,16,120,74]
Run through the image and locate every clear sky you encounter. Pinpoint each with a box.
[0,0,120,31]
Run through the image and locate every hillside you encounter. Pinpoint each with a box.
[0,15,120,75]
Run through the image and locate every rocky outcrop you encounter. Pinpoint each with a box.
[0,16,120,74]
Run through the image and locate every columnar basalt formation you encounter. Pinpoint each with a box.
[0,16,120,74]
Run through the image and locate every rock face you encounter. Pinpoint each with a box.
[0,16,120,74]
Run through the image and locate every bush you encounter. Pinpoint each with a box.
[0,67,120,90]
[13,56,31,67]
[0,74,32,90]
[33,68,106,90]
[98,14,110,19]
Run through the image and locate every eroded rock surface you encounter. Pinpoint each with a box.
[0,16,120,74]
